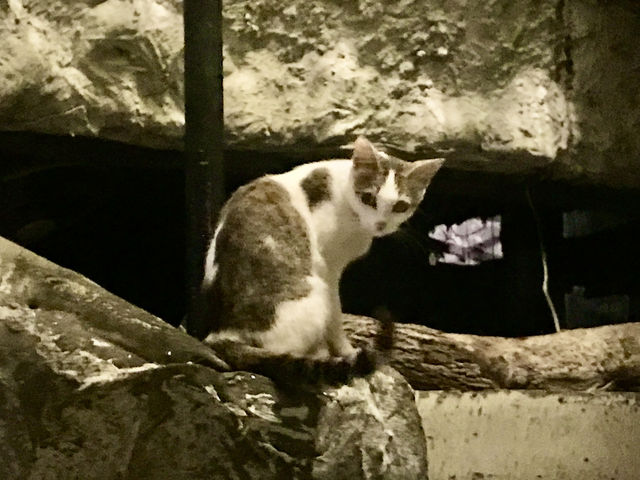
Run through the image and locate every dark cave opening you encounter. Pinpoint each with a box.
[2,133,639,337]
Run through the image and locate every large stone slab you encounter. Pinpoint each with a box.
[559,1,640,187]
[0,236,428,479]
[0,0,639,186]
[0,0,185,149]
[416,390,640,480]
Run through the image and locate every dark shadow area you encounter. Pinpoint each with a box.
[2,162,187,324]
[2,133,639,336]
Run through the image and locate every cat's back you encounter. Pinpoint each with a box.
[207,173,314,331]
[218,159,348,226]
[270,158,351,206]
[215,173,310,257]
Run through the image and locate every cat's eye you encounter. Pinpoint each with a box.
[392,200,410,213]
[359,192,377,208]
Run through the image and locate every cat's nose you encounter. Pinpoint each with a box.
[375,221,387,231]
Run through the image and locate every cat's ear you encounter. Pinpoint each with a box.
[351,136,378,170]
[408,158,445,185]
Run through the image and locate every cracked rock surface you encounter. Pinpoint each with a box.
[0,0,639,186]
[0,236,427,480]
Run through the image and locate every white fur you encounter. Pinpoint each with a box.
[204,328,243,344]
[203,220,224,288]
[206,143,431,360]
[271,160,374,277]
[378,169,397,205]
[262,235,277,251]
[258,275,332,359]
[261,155,415,358]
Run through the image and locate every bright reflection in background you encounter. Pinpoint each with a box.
[429,216,503,265]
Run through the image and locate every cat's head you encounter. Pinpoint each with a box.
[348,136,444,237]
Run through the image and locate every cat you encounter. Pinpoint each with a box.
[200,136,444,384]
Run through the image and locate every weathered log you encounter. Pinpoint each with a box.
[344,315,640,392]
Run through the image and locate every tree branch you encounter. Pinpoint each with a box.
[343,315,640,392]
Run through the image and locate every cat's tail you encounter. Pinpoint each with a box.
[203,339,377,387]
[372,306,396,352]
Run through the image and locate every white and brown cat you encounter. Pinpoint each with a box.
[201,136,443,383]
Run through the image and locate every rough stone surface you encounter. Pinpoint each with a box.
[416,390,640,480]
[221,0,569,159]
[559,1,640,187]
[0,236,428,480]
[0,0,185,149]
[0,0,638,186]
[314,368,427,480]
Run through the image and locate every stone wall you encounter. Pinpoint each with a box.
[0,0,639,187]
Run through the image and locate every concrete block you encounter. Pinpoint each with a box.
[416,390,640,480]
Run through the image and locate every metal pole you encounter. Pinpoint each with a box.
[184,0,224,338]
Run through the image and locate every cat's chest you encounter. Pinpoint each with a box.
[271,160,373,274]
[322,230,372,274]
[311,204,372,273]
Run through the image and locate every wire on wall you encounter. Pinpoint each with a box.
[526,186,562,333]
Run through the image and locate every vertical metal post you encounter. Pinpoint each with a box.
[184,0,224,338]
